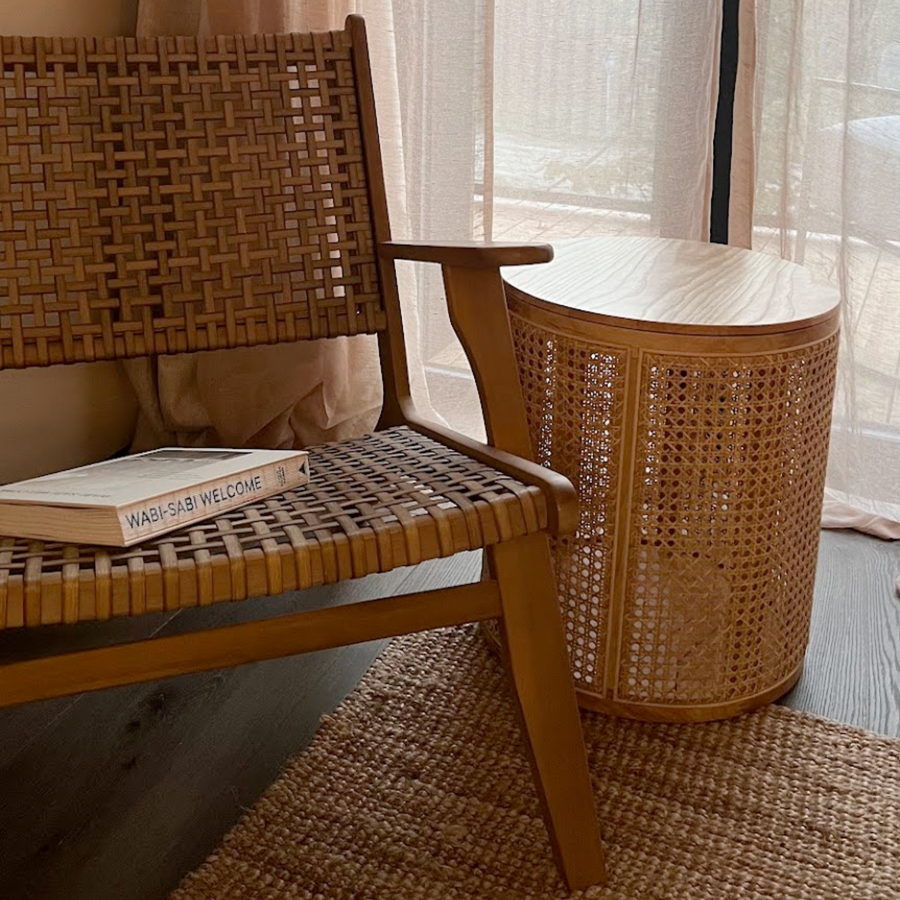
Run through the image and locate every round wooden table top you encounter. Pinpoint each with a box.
[502,236,841,337]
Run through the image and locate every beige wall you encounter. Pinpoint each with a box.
[0,0,141,483]
[2,0,138,36]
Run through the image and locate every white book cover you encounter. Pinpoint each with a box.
[0,447,308,509]
[0,447,311,546]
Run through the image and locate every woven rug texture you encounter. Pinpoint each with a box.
[170,627,900,899]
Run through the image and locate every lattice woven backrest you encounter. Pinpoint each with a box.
[0,29,385,369]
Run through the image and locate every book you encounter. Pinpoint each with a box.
[0,447,310,547]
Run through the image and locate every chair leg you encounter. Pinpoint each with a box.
[488,533,607,891]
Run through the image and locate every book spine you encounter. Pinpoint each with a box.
[117,454,310,545]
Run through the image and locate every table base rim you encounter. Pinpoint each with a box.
[573,665,804,723]
[480,623,803,722]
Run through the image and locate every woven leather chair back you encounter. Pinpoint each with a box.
[0,31,384,369]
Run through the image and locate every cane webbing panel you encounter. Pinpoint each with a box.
[0,30,384,368]
[618,334,839,707]
[510,284,839,719]
[509,311,628,688]
[0,427,546,628]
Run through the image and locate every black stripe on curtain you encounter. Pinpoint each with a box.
[711,0,741,244]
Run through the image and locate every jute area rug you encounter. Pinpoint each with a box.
[171,627,900,899]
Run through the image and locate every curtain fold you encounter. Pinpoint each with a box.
[732,0,900,537]
[132,0,444,449]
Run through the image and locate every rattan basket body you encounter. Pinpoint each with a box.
[503,237,841,723]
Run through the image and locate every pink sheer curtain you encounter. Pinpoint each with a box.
[379,0,723,437]
[732,0,900,540]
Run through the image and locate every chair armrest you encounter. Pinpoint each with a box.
[403,411,579,538]
[377,239,575,535]
[380,240,553,269]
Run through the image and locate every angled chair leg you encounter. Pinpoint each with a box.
[489,533,607,890]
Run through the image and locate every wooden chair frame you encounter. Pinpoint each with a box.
[0,17,605,888]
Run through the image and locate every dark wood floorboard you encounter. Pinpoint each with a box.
[0,612,181,770]
[0,533,897,899]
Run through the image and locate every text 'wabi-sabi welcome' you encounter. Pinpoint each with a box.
[124,475,265,529]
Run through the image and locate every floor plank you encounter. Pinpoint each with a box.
[0,612,181,769]
[0,535,897,899]
[779,529,900,736]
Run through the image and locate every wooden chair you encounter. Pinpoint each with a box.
[0,16,606,890]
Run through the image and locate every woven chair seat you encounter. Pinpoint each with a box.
[0,427,547,629]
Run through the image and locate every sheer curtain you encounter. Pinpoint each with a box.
[733,0,900,537]
[384,0,723,436]
[134,0,724,444]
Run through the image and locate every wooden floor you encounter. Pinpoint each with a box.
[0,529,897,900]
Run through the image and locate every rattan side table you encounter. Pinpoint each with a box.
[502,237,841,722]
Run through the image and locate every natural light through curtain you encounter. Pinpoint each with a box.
[378,0,723,435]
[733,0,900,534]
